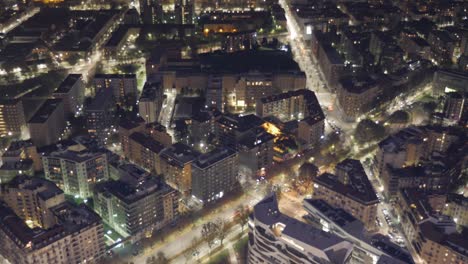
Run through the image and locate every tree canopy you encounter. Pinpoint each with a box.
[354,119,386,144]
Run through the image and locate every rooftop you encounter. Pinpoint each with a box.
[253,194,353,262]
[54,74,82,94]
[28,99,63,124]
[129,132,165,154]
[193,148,237,169]
[44,144,107,163]
[4,175,63,201]
[315,159,378,205]
[217,114,265,133]
[339,75,379,94]
[94,73,137,79]
[95,171,175,204]
[139,82,162,101]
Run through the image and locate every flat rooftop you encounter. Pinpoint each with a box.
[129,132,165,154]
[54,74,82,94]
[193,147,237,169]
[28,99,62,124]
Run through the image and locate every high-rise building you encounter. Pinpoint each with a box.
[139,82,164,124]
[85,88,115,144]
[127,132,165,174]
[303,199,414,264]
[93,74,138,105]
[256,89,325,149]
[28,99,66,147]
[118,117,146,156]
[159,143,200,195]
[145,122,172,147]
[312,159,379,230]
[215,114,265,149]
[0,176,105,264]
[0,98,26,136]
[140,0,164,24]
[93,164,179,240]
[42,144,109,198]
[432,70,468,96]
[443,92,466,122]
[175,0,194,25]
[0,175,65,229]
[238,128,274,177]
[191,147,238,204]
[52,74,85,117]
[396,189,468,264]
[336,75,381,121]
[248,194,407,264]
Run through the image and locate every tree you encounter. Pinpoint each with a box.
[237,204,249,231]
[354,119,386,144]
[66,53,81,66]
[215,217,229,245]
[388,110,410,124]
[201,221,218,253]
[118,64,138,74]
[156,252,168,264]
[298,162,319,184]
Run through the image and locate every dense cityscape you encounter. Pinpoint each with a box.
[0,0,467,263]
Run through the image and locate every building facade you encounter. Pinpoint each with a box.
[191,148,238,203]
[28,99,66,147]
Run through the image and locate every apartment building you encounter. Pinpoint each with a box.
[312,159,379,230]
[127,131,165,174]
[52,74,85,117]
[159,143,200,195]
[93,74,138,105]
[0,98,26,136]
[93,164,179,240]
[138,82,164,124]
[28,99,66,147]
[42,144,109,198]
[191,148,238,204]
[0,176,105,264]
[0,175,65,229]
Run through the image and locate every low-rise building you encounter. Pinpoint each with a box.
[93,164,178,240]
